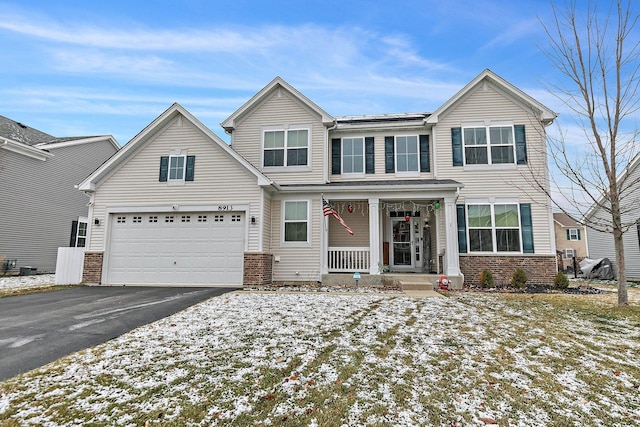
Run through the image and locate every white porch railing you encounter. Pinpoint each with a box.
[328,247,370,272]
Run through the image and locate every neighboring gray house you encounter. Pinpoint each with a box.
[0,115,119,274]
[584,153,640,281]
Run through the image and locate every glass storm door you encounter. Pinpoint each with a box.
[391,218,413,267]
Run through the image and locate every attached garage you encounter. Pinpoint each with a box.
[105,211,245,286]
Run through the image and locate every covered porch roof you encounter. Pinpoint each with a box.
[277,179,463,194]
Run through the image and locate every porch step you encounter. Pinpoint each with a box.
[398,280,434,291]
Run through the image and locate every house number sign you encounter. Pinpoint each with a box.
[217,205,233,211]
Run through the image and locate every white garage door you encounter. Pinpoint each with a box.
[107,212,244,285]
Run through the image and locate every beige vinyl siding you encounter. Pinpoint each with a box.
[434,82,554,255]
[328,206,369,247]
[231,90,326,185]
[271,197,322,282]
[328,131,434,182]
[262,189,272,251]
[89,116,263,252]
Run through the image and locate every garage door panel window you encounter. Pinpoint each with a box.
[283,200,309,244]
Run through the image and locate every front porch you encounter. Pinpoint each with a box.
[321,195,463,285]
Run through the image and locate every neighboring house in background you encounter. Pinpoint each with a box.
[79,69,558,288]
[583,153,640,281]
[0,115,119,274]
[553,212,588,272]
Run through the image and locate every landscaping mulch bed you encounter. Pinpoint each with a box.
[462,285,609,295]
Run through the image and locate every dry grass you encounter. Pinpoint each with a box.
[1,290,639,426]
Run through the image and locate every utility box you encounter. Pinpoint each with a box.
[19,266,37,276]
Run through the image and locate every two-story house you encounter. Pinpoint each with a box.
[79,69,557,288]
[553,212,588,273]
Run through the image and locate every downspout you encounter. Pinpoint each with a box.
[324,120,338,183]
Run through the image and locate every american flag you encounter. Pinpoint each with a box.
[322,196,354,236]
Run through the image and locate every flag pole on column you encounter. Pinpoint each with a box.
[322,194,354,236]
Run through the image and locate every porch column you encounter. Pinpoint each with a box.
[443,195,461,276]
[368,198,380,275]
[320,198,329,275]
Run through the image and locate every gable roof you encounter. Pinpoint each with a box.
[554,212,581,227]
[0,115,119,160]
[221,77,335,131]
[79,103,274,192]
[425,69,557,125]
[583,151,640,221]
[0,115,55,145]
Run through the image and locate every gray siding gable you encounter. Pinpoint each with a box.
[0,140,119,273]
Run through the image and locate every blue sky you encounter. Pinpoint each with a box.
[0,0,562,145]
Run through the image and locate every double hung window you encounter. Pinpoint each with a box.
[169,155,186,180]
[283,200,309,243]
[264,129,309,167]
[395,135,419,172]
[462,126,515,165]
[467,204,521,252]
[342,137,364,174]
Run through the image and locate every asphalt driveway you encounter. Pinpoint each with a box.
[0,286,234,382]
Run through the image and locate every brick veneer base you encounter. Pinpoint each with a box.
[460,255,557,287]
[243,253,273,286]
[83,252,104,284]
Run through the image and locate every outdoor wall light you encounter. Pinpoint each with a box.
[94,218,100,225]
[251,216,256,224]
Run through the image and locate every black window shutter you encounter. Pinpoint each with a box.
[69,220,78,247]
[385,136,395,173]
[520,203,535,253]
[186,156,195,181]
[577,229,581,240]
[515,124,527,164]
[452,127,463,166]
[566,229,570,240]
[159,156,169,182]
[419,134,430,172]
[331,138,341,175]
[365,137,375,174]
[457,204,467,253]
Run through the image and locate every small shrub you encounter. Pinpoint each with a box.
[511,268,528,289]
[554,272,569,289]
[479,269,495,288]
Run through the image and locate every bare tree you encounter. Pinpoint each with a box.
[540,0,640,306]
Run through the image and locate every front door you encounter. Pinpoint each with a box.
[391,217,422,270]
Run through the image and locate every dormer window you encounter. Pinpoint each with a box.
[263,128,309,168]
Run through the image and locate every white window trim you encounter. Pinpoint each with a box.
[568,228,580,240]
[563,248,576,259]
[281,199,312,247]
[394,134,420,177]
[262,125,312,172]
[461,122,516,167]
[168,148,187,186]
[76,216,88,248]
[341,136,365,177]
[466,202,522,254]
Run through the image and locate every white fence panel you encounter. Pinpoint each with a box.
[55,247,85,285]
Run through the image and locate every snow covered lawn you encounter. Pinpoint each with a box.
[1,291,639,426]
[0,274,56,294]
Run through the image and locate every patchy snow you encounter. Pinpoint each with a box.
[0,291,639,426]
[0,274,55,290]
